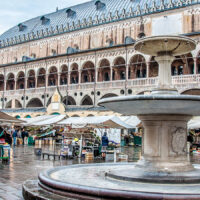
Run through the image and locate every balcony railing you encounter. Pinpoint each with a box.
[3,74,200,96]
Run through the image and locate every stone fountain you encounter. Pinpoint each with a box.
[23,36,200,200]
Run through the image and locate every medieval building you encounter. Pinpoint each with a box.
[0,0,200,117]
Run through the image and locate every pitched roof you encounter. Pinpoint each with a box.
[0,0,195,47]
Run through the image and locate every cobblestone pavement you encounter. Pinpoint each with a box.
[0,145,198,200]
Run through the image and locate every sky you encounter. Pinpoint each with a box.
[0,0,88,34]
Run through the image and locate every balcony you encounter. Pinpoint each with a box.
[2,74,200,97]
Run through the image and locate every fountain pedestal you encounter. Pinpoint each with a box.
[138,115,193,172]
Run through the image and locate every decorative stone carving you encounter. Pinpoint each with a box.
[171,127,186,155]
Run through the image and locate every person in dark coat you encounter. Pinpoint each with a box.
[21,129,26,145]
[102,132,109,147]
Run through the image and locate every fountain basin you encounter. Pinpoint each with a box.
[134,35,196,56]
[98,95,200,115]
[23,163,200,200]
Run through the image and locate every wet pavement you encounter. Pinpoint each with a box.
[0,145,200,200]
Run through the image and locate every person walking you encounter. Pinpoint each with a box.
[21,129,26,145]
[12,129,18,146]
[101,132,109,159]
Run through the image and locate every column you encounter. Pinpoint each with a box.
[194,58,197,74]
[14,78,17,91]
[78,70,81,84]
[126,63,129,81]
[35,75,38,88]
[58,73,61,86]
[96,68,99,82]
[146,62,150,78]
[110,67,113,81]
[68,72,71,85]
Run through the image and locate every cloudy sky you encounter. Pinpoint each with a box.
[0,0,88,34]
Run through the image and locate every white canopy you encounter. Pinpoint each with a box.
[119,116,141,128]
[188,117,200,130]
[22,115,66,126]
[58,116,133,129]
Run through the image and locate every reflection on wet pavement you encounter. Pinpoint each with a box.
[0,145,199,200]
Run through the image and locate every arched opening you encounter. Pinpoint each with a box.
[181,89,200,95]
[16,71,25,89]
[27,70,35,88]
[172,54,194,76]
[129,55,146,79]
[37,68,46,87]
[51,112,60,115]
[87,114,94,117]
[48,66,58,86]
[100,93,118,99]
[15,100,22,108]
[70,63,79,84]
[15,115,20,119]
[5,100,12,108]
[113,57,126,81]
[62,96,76,106]
[197,52,200,74]
[81,61,95,83]
[81,95,93,106]
[60,65,68,85]
[6,73,15,90]
[27,98,43,108]
[71,115,80,117]
[0,74,4,91]
[98,59,110,82]
[25,115,31,118]
[149,57,158,77]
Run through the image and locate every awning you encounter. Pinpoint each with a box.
[0,112,23,124]
[58,116,133,129]
[22,115,66,126]
[39,130,56,138]
[188,117,200,130]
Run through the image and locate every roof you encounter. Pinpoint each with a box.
[0,0,196,48]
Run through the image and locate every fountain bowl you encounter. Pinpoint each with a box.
[98,95,200,116]
[134,35,196,56]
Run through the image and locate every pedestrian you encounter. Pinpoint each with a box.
[12,129,18,146]
[21,129,26,145]
[101,132,109,158]
[24,130,29,145]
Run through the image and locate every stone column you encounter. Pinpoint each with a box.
[68,72,71,85]
[155,55,174,89]
[35,76,38,88]
[110,67,113,81]
[138,115,193,172]
[78,70,81,84]
[58,73,61,86]
[14,79,17,90]
[146,62,150,78]
[194,58,197,74]
[96,68,99,82]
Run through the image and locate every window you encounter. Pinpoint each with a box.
[40,16,50,25]
[66,9,76,18]
[18,23,26,32]
[95,1,105,10]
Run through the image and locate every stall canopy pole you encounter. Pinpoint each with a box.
[79,134,83,158]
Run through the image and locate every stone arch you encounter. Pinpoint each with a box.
[98,59,110,82]
[16,71,25,89]
[0,74,4,91]
[48,66,58,86]
[149,56,158,77]
[113,57,126,81]
[15,115,21,119]
[27,98,43,108]
[129,54,146,79]
[27,69,35,88]
[181,89,200,95]
[62,96,76,106]
[87,114,94,117]
[100,93,118,99]
[6,73,15,90]
[81,61,95,83]
[70,63,79,84]
[37,68,46,87]
[60,65,68,85]
[25,115,31,118]
[81,95,93,106]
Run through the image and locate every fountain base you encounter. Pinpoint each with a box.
[23,163,200,200]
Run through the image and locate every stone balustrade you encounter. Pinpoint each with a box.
[1,74,200,97]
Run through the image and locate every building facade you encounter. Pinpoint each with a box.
[0,0,200,118]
